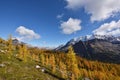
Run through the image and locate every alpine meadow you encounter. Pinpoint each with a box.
[0,0,120,80]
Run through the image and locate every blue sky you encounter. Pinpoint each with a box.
[0,0,120,47]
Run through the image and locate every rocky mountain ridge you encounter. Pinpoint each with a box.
[56,35,120,63]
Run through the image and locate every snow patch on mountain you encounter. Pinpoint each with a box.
[66,34,120,46]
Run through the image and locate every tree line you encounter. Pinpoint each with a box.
[0,35,120,80]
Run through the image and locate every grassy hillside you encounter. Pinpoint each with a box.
[0,53,59,80]
[0,37,120,80]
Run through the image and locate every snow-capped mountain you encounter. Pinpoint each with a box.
[66,35,92,46]
[91,34,120,42]
[56,34,120,64]
[66,35,120,46]
[55,44,64,50]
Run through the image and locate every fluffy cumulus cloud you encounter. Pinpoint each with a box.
[16,26,40,41]
[65,0,120,22]
[60,18,82,34]
[93,20,120,36]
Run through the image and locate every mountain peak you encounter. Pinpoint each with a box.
[67,34,120,46]
[56,34,120,63]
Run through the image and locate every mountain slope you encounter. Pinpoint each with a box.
[0,36,120,80]
[57,35,120,63]
[0,53,59,80]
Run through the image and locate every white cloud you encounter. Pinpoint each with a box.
[60,18,82,34]
[65,0,120,22]
[65,0,85,10]
[16,26,40,41]
[57,13,64,19]
[93,20,120,36]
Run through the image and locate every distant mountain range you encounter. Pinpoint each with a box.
[56,35,120,64]
[12,39,26,45]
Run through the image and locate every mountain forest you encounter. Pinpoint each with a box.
[0,35,120,80]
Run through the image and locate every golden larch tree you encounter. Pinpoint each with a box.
[66,46,79,80]
[7,35,13,58]
[49,54,56,73]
